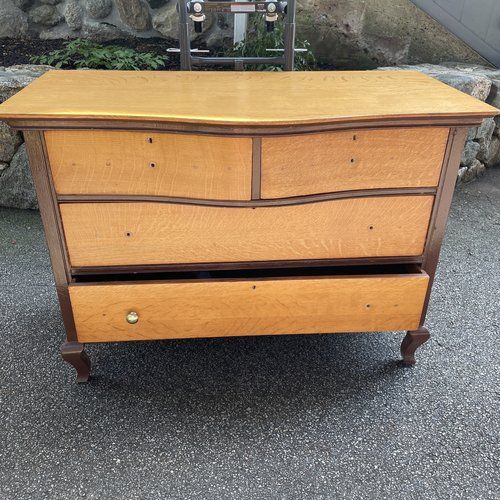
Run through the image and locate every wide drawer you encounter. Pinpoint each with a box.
[69,269,430,342]
[45,130,253,200]
[60,196,434,268]
[261,127,449,198]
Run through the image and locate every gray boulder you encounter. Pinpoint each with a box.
[0,122,22,163]
[85,0,113,19]
[0,144,38,210]
[28,4,64,27]
[65,0,84,30]
[461,140,480,168]
[0,0,28,38]
[114,0,151,31]
[0,65,52,102]
[81,21,129,41]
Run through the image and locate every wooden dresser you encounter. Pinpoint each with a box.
[0,70,496,383]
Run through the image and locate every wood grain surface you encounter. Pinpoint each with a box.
[70,273,429,342]
[60,196,434,267]
[261,127,449,198]
[46,130,252,200]
[0,70,496,126]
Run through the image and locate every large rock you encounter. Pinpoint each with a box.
[80,21,129,41]
[0,65,52,102]
[0,0,28,38]
[114,0,151,31]
[152,2,177,38]
[64,0,84,30]
[484,136,500,167]
[85,0,113,19]
[0,122,22,163]
[0,144,38,210]
[147,0,167,8]
[28,4,64,27]
[461,140,480,168]
[297,0,486,68]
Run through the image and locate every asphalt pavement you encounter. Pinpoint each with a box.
[1,169,499,499]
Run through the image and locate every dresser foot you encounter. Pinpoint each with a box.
[400,327,430,366]
[61,342,91,383]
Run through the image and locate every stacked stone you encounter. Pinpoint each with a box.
[378,63,500,183]
[0,0,230,46]
[0,65,53,209]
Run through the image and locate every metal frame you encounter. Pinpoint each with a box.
[178,0,297,70]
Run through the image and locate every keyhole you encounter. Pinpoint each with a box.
[350,158,355,164]
[353,134,357,141]
[149,162,156,168]
[369,225,374,230]
[147,137,153,143]
[125,231,132,237]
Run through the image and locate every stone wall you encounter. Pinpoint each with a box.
[0,0,489,68]
[0,63,499,210]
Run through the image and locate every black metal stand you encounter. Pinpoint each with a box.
[177,0,297,71]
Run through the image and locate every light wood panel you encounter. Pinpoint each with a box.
[60,196,434,267]
[46,130,252,200]
[261,127,448,198]
[70,273,429,342]
[0,70,496,126]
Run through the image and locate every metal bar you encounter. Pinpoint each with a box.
[233,0,249,43]
[190,56,284,65]
[283,0,296,71]
[178,0,192,70]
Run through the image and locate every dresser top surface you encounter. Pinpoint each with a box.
[0,70,497,127]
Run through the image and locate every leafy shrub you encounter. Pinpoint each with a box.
[225,15,315,71]
[31,39,168,70]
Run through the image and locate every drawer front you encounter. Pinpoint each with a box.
[261,127,449,198]
[70,273,429,342]
[45,130,253,200]
[61,196,434,267]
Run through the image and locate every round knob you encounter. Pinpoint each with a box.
[126,311,139,324]
[193,2,202,13]
[267,2,276,13]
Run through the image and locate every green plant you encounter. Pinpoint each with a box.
[225,15,315,71]
[31,39,168,70]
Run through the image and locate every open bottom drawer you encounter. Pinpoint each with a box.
[69,266,429,343]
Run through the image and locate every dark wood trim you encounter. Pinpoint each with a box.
[70,255,424,276]
[251,137,262,200]
[57,186,437,207]
[7,116,486,135]
[401,327,430,366]
[60,341,91,382]
[419,127,468,324]
[23,130,78,342]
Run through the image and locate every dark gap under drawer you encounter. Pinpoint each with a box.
[73,263,423,284]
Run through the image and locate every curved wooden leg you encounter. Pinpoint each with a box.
[400,327,430,366]
[61,342,91,383]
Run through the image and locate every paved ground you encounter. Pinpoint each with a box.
[1,169,499,499]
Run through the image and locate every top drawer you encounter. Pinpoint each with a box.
[45,130,253,200]
[261,127,449,198]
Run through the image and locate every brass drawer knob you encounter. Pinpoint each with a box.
[126,311,139,324]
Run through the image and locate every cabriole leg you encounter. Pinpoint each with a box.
[400,327,430,366]
[61,342,91,383]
